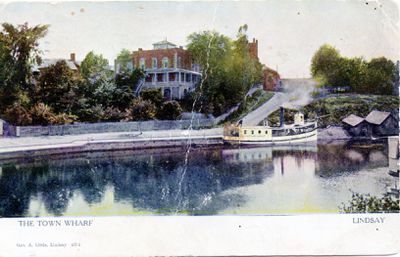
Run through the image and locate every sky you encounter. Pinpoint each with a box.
[0,0,399,78]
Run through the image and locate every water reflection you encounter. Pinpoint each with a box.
[0,141,392,217]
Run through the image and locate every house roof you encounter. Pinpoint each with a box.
[342,114,365,127]
[365,110,391,125]
[33,59,79,72]
[153,40,177,46]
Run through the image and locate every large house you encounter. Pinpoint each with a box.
[132,40,202,100]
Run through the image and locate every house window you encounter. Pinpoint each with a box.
[251,130,254,135]
[244,130,247,135]
[139,58,145,69]
[162,57,169,68]
[177,57,182,68]
[152,58,157,69]
[258,130,262,134]
[265,130,268,134]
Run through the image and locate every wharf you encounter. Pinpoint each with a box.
[0,128,223,160]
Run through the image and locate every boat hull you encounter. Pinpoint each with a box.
[224,129,317,146]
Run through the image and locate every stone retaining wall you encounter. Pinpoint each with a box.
[7,118,215,137]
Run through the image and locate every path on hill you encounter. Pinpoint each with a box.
[242,79,316,125]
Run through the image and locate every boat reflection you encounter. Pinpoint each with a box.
[0,141,392,217]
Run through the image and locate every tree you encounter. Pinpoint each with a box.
[36,60,84,114]
[0,22,48,111]
[157,101,183,120]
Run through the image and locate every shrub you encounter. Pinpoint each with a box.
[102,106,124,122]
[52,113,78,125]
[156,100,183,120]
[2,103,32,126]
[340,192,399,213]
[30,103,57,126]
[75,104,105,123]
[140,88,163,107]
[124,98,156,121]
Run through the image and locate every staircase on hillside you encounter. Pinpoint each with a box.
[134,77,146,96]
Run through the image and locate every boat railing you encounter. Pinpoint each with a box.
[272,122,317,137]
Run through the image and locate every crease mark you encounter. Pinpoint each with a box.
[174,1,221,214]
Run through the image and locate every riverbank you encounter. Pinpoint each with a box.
[0,126,390,160]
[0,128,223,160]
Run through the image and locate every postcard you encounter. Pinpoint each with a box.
[0,0,399,256]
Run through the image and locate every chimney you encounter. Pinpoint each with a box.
[279,107,285,127]
[70,53,76,62]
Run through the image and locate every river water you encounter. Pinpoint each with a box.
[0,140,394,217]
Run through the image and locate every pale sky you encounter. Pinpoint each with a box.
[0,0,399,78]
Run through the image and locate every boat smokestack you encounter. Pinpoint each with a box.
[280,107,285,127]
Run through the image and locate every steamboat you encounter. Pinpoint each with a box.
[223,104,318,145]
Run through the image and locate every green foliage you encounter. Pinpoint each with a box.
[0,22,48,111]
[187,25,263,116]
[311,44,395,95]
[140,88,163,107]
[124,98,156,121]
[340,192,399,213]
[157,101,183,120]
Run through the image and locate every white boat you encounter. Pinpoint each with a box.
[223,107,317,145]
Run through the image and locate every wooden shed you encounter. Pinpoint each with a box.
[365,110,398,137]
[342,114,370,137]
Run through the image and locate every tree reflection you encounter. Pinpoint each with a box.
[0,142,380,217]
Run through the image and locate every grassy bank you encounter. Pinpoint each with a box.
[267,94,399,127]
[222,90,274,124]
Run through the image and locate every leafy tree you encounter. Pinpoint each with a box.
[157,101,183,120]
[124,98,156,121]
[79,51,110,81]
[363,57,395,95]
[0,22,48,111]
[115,49,133,73]
[311,44,341,81]
[187,25,262,116]
[36,60,84,114]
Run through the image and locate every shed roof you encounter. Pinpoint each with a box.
[365,110,391,125]
[342,114,365,127]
